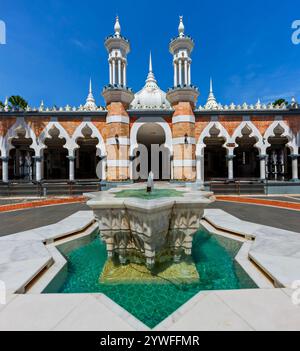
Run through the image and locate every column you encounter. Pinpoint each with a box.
[33,156,43,182]
[109,61,112,84]
[188,62,191,85]
[227,155,235,180]
[178,59,182,85]
[290,154,299,181]
[174,61,177,86]
[112,60,116,85]
[184,59,188,85]
[118,59,121,85]
[67,155,76,182]
[123,62,127,86]
[258,155,267,181]
[1,156,9,183]
[196,154,204,184]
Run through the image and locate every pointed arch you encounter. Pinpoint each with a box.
[197,121,230,148]
[72,122,106,156]
[264,120,298,153]
[230,121,267,153]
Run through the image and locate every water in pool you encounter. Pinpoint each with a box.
[56,229,257,328]
[114,188,185,200]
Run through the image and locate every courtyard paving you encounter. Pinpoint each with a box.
[0,198,299,236]
[0,196,299,330]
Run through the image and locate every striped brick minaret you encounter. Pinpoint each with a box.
[167,16,199,181]
[104,102,132,181]
[102,17,134,181]
[171,102,197,180]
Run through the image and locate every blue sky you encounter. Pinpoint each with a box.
[0,0,299,107]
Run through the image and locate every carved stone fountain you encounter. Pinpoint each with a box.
[87,181,215,270]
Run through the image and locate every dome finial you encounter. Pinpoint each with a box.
[178,16,185,37]
[149,51,153,73]
[114,15,121,37]
[146,52,156,85]
[89,77,92,94]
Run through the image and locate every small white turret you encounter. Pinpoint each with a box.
[4,97,9,111]
[178,16,185,37]
[114,15,121,37]
[205,78,218,109]
[84,78,97,111]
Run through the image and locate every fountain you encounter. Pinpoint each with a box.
[86,180,215,274]
[147,171,154,193]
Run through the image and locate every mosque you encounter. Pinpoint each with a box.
[0,16,300,188]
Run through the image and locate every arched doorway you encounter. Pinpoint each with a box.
[134,122,171,180]
[76,125,99,180]
[203,126,227,180]
[234,126,260,179]
[9,128,34,182]
[267,125,292,181]
[43,127,68,180]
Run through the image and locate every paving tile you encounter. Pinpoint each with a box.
[165,292,253,331]
[0,294,87,331]
[215,289,300,331]
[53,295,138,331]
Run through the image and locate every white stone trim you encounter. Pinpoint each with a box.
[173,137,196,145]
[172,115,195,124]
[107,160,129,167]
[173,160,196,167]
[106,115,129,124]
[106,137,130,145]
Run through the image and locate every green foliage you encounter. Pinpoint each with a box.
[0,101,4,108]
[273,98,288,107]
[8,95,28,110]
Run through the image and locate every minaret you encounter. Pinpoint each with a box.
[167,16,198,95]
[102,16,134,181]
[84,78,97,110]
[103,16,132,90]
[167,16,199,182]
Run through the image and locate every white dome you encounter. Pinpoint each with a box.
[131,54,171,110]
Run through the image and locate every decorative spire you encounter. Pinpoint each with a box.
[146,52,157,86]
[4,97,9,111]
[84,78,97,110]
[149,51,153,73]
[290,96,299,108]
[178,16,185,37]
[114,15,121,37]
[205,77,218,109]
[89,77,92,94]
[39,100,44,111]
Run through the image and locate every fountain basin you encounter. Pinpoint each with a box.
[86,183,215,268]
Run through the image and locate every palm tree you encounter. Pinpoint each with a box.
[8,95,28,110]
[0,101,4,108]
[273,98,288,107]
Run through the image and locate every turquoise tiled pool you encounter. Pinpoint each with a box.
[55,229,257,328]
